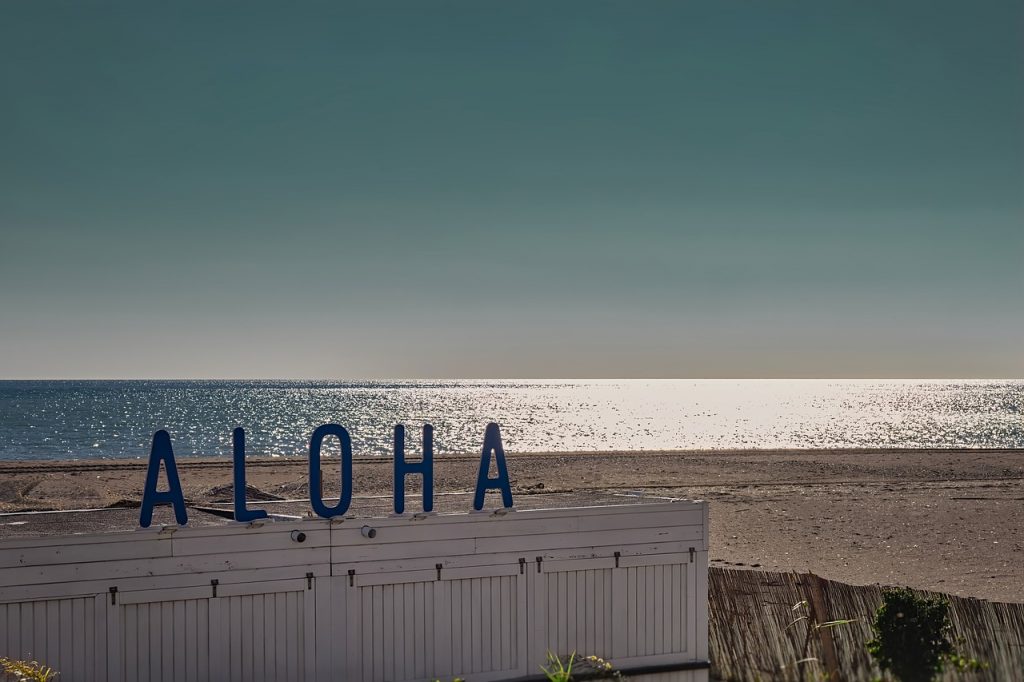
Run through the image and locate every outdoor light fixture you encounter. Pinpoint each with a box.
[361,525,377,539]
[290,530,307,543]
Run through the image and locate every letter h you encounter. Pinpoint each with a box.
[393,424,434,514]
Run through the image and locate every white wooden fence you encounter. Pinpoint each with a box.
[0,501,709,681]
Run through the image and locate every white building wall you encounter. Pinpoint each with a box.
[0,501,708,682]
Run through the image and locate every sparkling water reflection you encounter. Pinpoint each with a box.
[0,380,1021,460]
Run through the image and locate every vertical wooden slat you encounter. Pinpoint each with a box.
[461,580,473,673]
[591,571,603,658]
[182,600,196,682]
[425,580,435,678]
[228,595,242,682]
[359,587,372,682]
[671,564,682,652]
[435,578,452,679]
[91,596,104,682]
[449,577,462,677]
[331,581,345,679]
[123,605,137,682]
[407,583,419,679]
[251,595,265,682]
[516,570,528,676]
[161,601,173,681]
[478,578,491,671]
[82,598,96,682]
[30,601,43,663]
[645,566,656,656]
[577,569,585,655]
[312,577,328,682]
[287,592,301,682]
[654,565,665,654]
[554,570,564,656]
[499,576,510,671]
[373,585,385,681]
[137,603,151,682]
[378,585,391,682]
[239,596,253,682]
[0,605,8,656]
[602,569,610,655]
[70,599,83,676]
[530,570,544,666]
[625,567,636,657]
[302,586,316,682]
[172,600,185,682]
[685,562,696,656]
[585,570,596,655]
[5,604,18,658]
[197,600,210,682]
[695,555,708,660]
[105,595,121,682]
[343,582,360,682]
[149,602,162,682]
[393,582,406,681]
[272,592,286,681]
[44,600,58,669]
[256,595,271,682]
[471,578,483,673]
[207,595,224,682]
[490,577,501,671]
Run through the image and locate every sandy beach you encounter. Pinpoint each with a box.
[2,448,1022,603]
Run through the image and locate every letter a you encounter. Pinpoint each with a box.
[139,430,188,528]
[473,423,513,511]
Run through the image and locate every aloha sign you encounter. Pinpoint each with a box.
[139,422,513,528]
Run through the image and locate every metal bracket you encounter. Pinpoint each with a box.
[614,551,621,568]
[306,572,314,590]
[435,563,443,581]
[519,557,526,575]
[535,556,543,573]
[211,579,219,598]
[348,569,355,587]
[689,547,695,563]
[109,586,118,605]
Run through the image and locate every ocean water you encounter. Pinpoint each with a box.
[0,380,1021,461]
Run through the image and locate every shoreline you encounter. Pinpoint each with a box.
[2,448,1022,602]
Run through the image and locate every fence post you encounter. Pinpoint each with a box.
[807,572,842,681]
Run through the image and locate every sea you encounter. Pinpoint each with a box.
[0,380,1021,461]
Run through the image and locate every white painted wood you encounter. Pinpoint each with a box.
[0,501,708,681]
[0,595,101,681]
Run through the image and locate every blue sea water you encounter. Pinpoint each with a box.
[0,380,1021,461]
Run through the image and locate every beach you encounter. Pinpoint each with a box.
[2,448,1022,603]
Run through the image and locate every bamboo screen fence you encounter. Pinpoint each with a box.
[709,567,1024,681]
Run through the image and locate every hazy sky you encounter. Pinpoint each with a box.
[1,1,1021,379]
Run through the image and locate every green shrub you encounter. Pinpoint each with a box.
[866,587,984,682]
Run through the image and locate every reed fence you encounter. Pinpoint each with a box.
[708,567,1024,681]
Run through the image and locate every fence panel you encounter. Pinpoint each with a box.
[0,594,104,681]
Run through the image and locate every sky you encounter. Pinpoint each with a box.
[1,1,1022,379]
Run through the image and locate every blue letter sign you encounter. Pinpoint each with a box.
[393,423,434,514]
[139,422,514,525]
[139,430,188,528]
[232,428,268,523]
[473,422,514,511]
[308,423,353,518]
